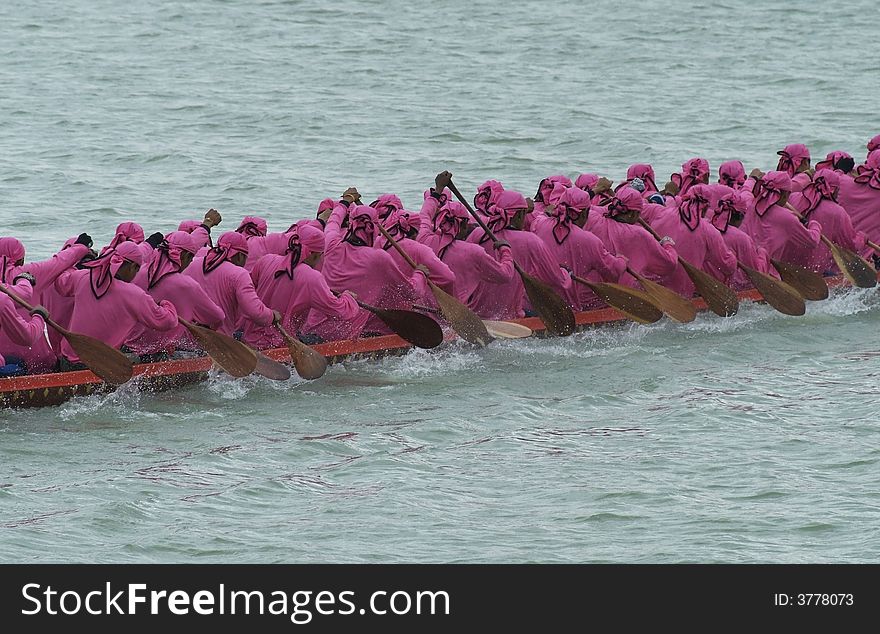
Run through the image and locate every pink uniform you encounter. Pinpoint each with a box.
[307,203,428,339]
[710,187,774,289]
[377,210,456,295]
[184,232,275,336]
[650,185,737,296]
[417,192,516,318]
[54,242,178,363]
[615,164,660,197]
[746,171,822,266]
[127,232,225,354]
[531,186,626,309]
[837,150,880,244]
[467,190,572,319]
[0,278,47,371]
[790,170,866,274]
[101,221,154,261]
[243,226,359,348]
[584,188,678,289]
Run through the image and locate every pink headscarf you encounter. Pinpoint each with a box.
[867,134,880,154]
[718,160,746,188]
[369,194,404,220]
[535,175,572,203]
[815,150,854,173]
[753,171,792,217]
[432,200,470,259]
[344,205,378,247]
[671,158,710,196]
[615,164,658,194]
[548,185,591,244]
[0,237,26,284]
[474,180,504,213]
[711,187,748,233]
[677,184,712,231]
[481,190,528,243]
[574,173,599,192]
[204,231,249,274]
[236,216,268,238]
[776,144,810,176]
[378,209,418,250]
[178,220,201,233]
[317,198,335,217]
[798,169,840,218]
[275,224,325,279]
[605,186,645,220]
[854,149,880,190]
[83,241,143,299]
[106,221,145,251]
[147,231,198,290]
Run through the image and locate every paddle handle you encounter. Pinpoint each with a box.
[412,303,440,315]
[0,284,67,335]
[868,240,880,253]
[376,224,419,271]
[447,180,498,242]
[570,274,598,290]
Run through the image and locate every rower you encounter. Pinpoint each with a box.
[235,215,298,272]
[742,170,823,267]
[53,242,179,371]
[0,275,49,376]
[585,186,678,290]
[790,169,868,275]
[666,158,710,198]
[531,183,626,310]
[184,231,281,337]
[466,188,572,319]
[775,143,812,192]
[126,231,225,360]
[378,208,455,295]
[307,188,431,339]
[417,172,516,319]
[178,208,222,249]
[242,224,358,348]
[651,184,737,297]
[837,149,880,252]
[709,186,775,290]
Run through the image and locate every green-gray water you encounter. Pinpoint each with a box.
[2,0,879,562]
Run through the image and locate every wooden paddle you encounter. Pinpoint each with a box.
[0,284,133,385]
[276,323,327,380]
[736,263,805,316]
[625,266,697,323]
[177,318,257,378]
[637,218,739,316]
[868,240,880,253]
[569,274,663,324]
[412,304,533,339]
[376,223,492,346]
[254,351,292,381]
[770,259,829,300]
[447,180,576,336]
[785,204,877,289]
[356,299,444,349]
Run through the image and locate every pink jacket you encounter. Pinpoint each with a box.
[531,213,626,309]
[790,193,866,274]
[54,269,178,362]
[0,279,47,369]
[585,211,678,289]
[746,203,823,266]
[184,256,275,337]
[720,226,774,290]
[242,257,359,348]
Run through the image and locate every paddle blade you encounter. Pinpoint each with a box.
[738,264,805,316]
[371,308,444,349]
[63,331,134,385]
[254,352,292,381]
[770,259,829,300]
[678,258,739,316]
[281,330,328,380]
[573,275,663,324]
[630,271,697,323]
[181,320,257,378]
[482,320,533,339]
[429,281,492,346]
[822,236,877,289]
[517,265,576,336]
